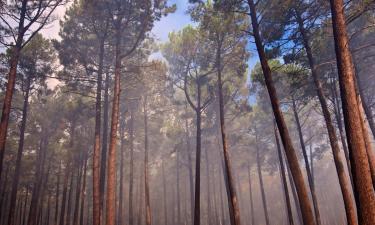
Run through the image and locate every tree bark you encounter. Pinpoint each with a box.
[27,135,48,225]
[100,71,110,216]
[80,157,87,225]
[93,37,105,225]
[0,0,28,180]
[65,170,74,225]
[143,95,152,225]
[255,137,270,225]
[59,168,70,225]
[247,1,315,224]
[162,161,168,225]
[118,115,125,225]
[357,74,375,141]
[247,163,255,225]
[106,29,121,225]
[73,161,83,225]
[193,83,202,225]
[204,147,212,225]
[329,0,375,224]
[129,108,135,225]
[291,98,322,225]
[184,107,195,224]
[177,145,181,225]
[55,162,61,225]
[216,36,241,225]
[274,123,294,225]
[295,11,357,224]
[7,77,31,225]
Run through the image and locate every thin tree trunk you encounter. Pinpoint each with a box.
[93,37,105,225]
[28,136,48,225]
[216,37,241,225]
[177,145,181,225]
[291,98,322,225]
[143,95,152,225]
[274,123,294,225]
[73,161,83,225]
[129,108,135,225]
[118,116,125,225]
[80,158,87,225]
[219,171,226,225]
[162,161,168,225]
[65,171,74,225]
[247,164,255,225]
[331,74,352,179]
[106,29,121,225]
[357,75,375,140]
[184,107,194,224]
[204,147,211,225]
[193,83,202,225]
[22,188,29,225]
[212,166,220,225]
[255,137,270,225]
[0,164,10,220]
[295,12,357,224]
[137,172,144,225]
[7,77,31,225]
[55,162,61,225]
[247,1,315,224]
[329,0,375,224]
[59,168,70,225]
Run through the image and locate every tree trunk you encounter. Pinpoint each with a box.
[129,108,135,225]
[357,74,375,140]
[247,1,315,224]
[27,136,48,225]
[0,0,27,177]
[216,38,241,225]
[106,30,121,225]
[274,123,294,225]
[0,164,10,221]
[184,107,195,224]
[212,166,220,225]
[118,116,125,225]
[73,161,83,225]
[295,12,357,224]
[80,157,87,225]
[137,172,144,225]
[331,74,352,180]
[143,95,152,225]
[204,148,212,225]
[59,168,70,225]
[162,161,168,225]
[247,164,255,225]
[65,171,74,225]
[55,162,61,225]
[193,82,202,225]
[177,145,181,225]
[93,37,105,225]
[219,170,226,225]
[7,77,31,225]
[329,0,375,224]
[255,138,270,225]
[22,188,29,225]
[291,98,322,225]
[100,71,110,218]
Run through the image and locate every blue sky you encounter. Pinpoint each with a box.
[151,0,258,72]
